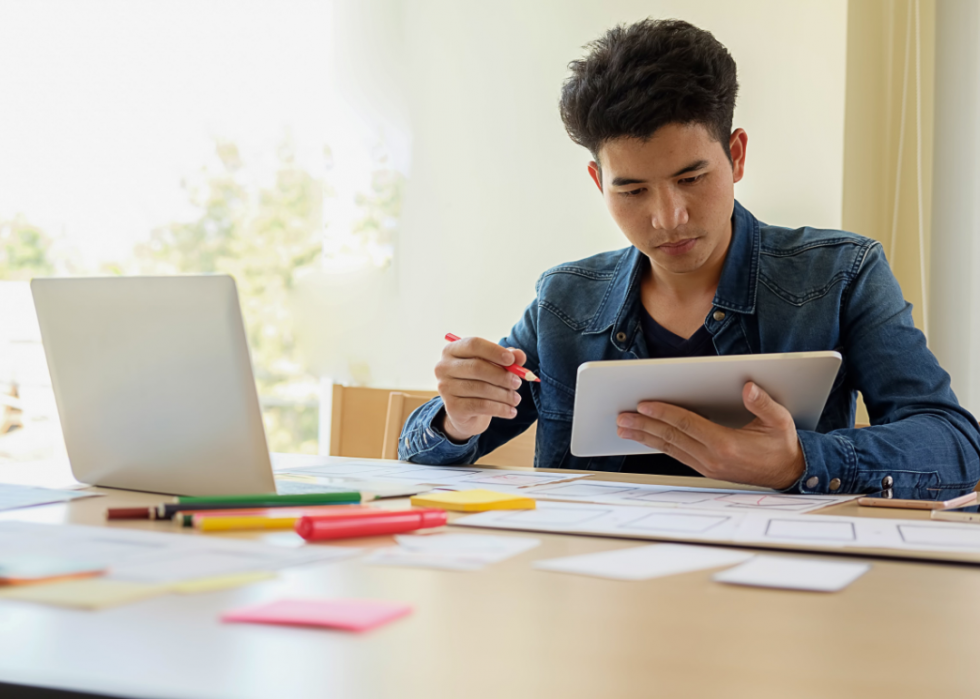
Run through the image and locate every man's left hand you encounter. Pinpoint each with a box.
[615,382,806,490]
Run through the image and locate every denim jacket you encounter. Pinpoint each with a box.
[399,201,980,496]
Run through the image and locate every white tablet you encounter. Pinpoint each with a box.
[570,351,842,457]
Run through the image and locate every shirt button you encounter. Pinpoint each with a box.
[805,476,819,489]
[712,310,726,321]
[829,478,841,491]
[615,332,627,342]
[881,475,894,489]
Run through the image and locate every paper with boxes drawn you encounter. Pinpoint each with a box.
[454,501,980,557]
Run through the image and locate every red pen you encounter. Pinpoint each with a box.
[294,508,448,541]
[445,333,540,382]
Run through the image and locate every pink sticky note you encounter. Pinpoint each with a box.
[221,598,412,632]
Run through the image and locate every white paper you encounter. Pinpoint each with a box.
[713,555,870,592]
[363,533,540,571]
[0,521,358,584]
[280,460,588,488]
[534,543,754,581]
[522,480,858,514]
[0,483,100,511]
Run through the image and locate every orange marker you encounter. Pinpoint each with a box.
[445,333,540,382]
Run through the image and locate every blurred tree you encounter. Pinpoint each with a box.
[136,136,404,454]
[0,216,55,280]
[136,138,327,453]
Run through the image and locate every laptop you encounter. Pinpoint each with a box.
[31,275,421,497]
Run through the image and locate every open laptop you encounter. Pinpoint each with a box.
[31,275,421,497]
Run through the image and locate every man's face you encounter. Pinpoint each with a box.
[589,123,746,279]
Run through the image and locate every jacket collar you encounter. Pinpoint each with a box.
[587,200,760,348]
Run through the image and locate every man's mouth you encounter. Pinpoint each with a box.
[657,238,697,256]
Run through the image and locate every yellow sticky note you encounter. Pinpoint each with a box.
[0,579,170,610]
[170,570,277,595]
[410,489,536,512]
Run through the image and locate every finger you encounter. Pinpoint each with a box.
[445,396,518,420]
[445,378,521,407]
[634,401,729,451]
[444,336,517,367]
[441,356,523,390]
[742,382,794,429]
[617,411,714,465]
[616,424,705,472]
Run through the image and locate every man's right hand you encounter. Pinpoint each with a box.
[434,336,528,443]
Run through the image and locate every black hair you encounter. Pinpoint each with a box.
[559,18,739,165]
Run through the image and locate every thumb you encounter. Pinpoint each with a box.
[505,347,528,367]
[743,382,792,428]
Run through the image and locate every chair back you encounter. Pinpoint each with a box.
[382,391,537,467]
[328,385,410,458]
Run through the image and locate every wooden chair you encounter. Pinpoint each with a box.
[382,391,537,468]
[327,384,413,458]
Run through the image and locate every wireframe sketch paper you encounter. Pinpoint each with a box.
[517,480,858,514]
[713,555,870,592]
[534,543,754,581]
[456,502,747,543]
[454,501,980,558]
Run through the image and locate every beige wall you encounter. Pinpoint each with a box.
[842,0,934,335]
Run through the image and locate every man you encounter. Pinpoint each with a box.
[398,18,980,496]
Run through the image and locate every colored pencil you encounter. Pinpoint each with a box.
[158,498,361,521]
[444,333,540,382]
[106,507,157,520]
[180,505,377,528]
[194,507,390,532]
[174,492,369,507]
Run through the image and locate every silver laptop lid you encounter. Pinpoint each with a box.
[31,275,276,496]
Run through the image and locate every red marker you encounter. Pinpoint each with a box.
[294,508,448,541]
[444,333,540,382]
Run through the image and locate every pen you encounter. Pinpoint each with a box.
[295,508,448,541]
[445,333,540,382]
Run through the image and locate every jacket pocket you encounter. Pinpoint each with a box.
[534,369,575,422]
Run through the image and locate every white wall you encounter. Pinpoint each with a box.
[334,0,849,389]
[932,0,980,413]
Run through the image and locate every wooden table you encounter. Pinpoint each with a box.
[0,457,976,699]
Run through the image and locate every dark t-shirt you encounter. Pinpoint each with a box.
[621,308,718,477]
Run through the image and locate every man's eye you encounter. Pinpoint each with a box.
[620,188,645,197]
[679,174,705,185]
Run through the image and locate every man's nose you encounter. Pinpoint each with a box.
[649,190,690,231]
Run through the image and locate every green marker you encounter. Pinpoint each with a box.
[175,492,368,507]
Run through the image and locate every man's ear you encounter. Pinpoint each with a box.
[587,161,603,192]
[729,129,748,184]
